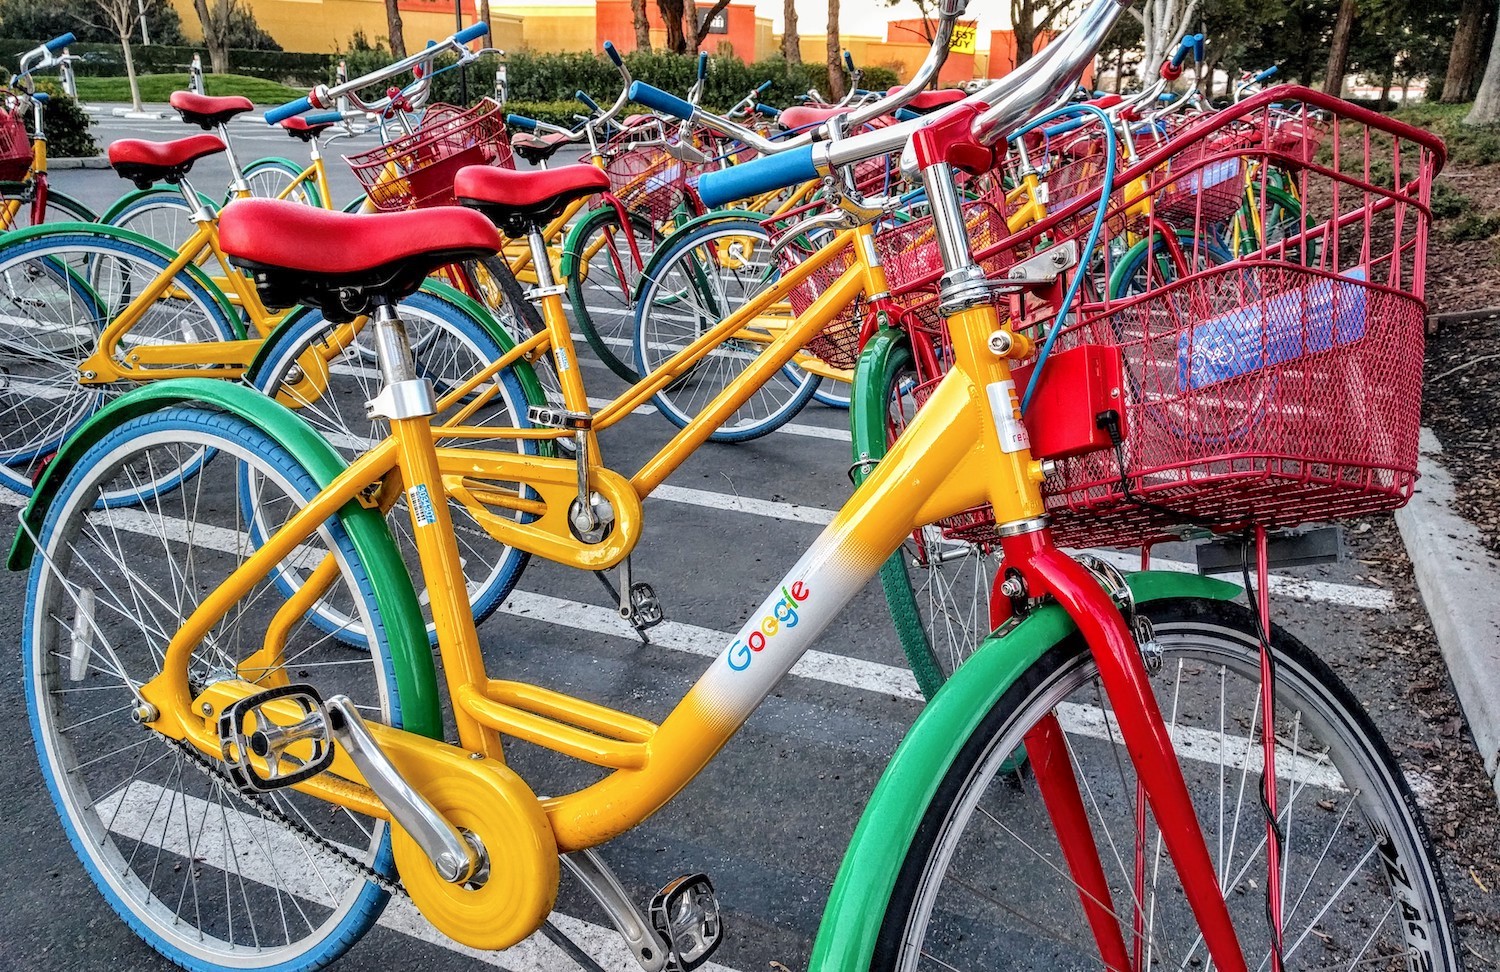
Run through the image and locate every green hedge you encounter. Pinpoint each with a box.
[30,81,95,157]
[0,40,330,85]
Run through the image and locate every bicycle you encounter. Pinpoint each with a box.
[11,0,1460,967]
[0,33,99,230]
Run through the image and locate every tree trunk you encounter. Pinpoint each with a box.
[826,0,843,99]
[191,0,228,74]
[1467,13,1500,124]
[1322,0,1356,96]
[476,0,490,33]
[686,0,731,51]
[1114,44,1124,91]
[384,0,406,58]
[1441,0,1487,102]
[781,0,799,63]
[120,34,142,111]
[1013,0,1035,69]
[631,0,652,50]
[657,0,686,52]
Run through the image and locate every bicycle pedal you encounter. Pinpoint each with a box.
[217,684,335,793]
[649,874,722,971]
[626,582,664,631]
[526,405,592,431]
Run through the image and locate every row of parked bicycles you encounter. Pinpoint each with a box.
[0,1,1460,969]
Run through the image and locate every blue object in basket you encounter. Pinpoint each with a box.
[1176,267,1368,391]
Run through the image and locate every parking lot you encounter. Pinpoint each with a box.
[0,107,1496,971]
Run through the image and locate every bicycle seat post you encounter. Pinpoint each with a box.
[366,299,437,421]
[218,121,250,195]
[173,173,215,223]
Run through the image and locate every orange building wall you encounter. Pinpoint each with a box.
[987,29,1094,86]
[884,19,973,86]
[596,0,759,59]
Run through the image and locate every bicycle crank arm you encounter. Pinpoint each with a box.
[325,695,485,885]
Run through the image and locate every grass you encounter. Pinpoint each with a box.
[74,73,306,105]
[1390,101,1500,167]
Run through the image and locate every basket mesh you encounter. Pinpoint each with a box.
[345,99,511,211]
[0,110,31,182]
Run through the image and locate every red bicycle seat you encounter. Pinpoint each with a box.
[219,199,500,320]
[108,134,225,188]
[778,106,847,130]
[454,163,610,235]
[282,116,336,142]
[169,91,255,129]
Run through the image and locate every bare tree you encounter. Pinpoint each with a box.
[1129,0,1202,83]
[1441,0,1487,102]
[1322,0,1356,96]
[782,0,800,63]
[685,0,732,50]
[475,0,491,32]
[384,0,406,58]
[631,0,652,50]
[93,0,144,110]
[656,0,687,52]
[1011,0,1070,68]
[827,0,844,99]
[191,0,229,74]
[1467,11,1500,124]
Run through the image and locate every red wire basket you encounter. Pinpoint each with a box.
[345,99,512,211]
[773,185,1013,370]
[602,145,705,225]
[1039,88,1442,547]
[0,108,32,182]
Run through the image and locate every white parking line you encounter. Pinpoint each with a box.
[95,781,744,972]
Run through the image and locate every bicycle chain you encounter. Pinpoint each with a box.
[159,732,409,899]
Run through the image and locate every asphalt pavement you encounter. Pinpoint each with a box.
[0,106,1496,971]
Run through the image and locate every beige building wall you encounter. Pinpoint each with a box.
[494,4,595,51]
[170,0,525,54]
[776,34,949,83]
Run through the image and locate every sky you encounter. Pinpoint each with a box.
[748,0,1016,44]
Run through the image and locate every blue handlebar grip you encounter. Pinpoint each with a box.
[32,91,49,104]
[697,52,708,80]
[577,91,602,113]
[756,80,773,95]
[1042,115,1087,138]
[454,22,489,45]
[894,108,920,122]
[507,114,538,131]
[603,41,622,67]
[698,145,817,208]
[44,32,75,52]
[628,81,694,121]
[1170,38,1191,69]
[755,103,780,118]
[843,50,855,72]
[303,110,344,125]
[265,97,313,125]
[1255,65,1279,82]
[1192,33,1205,61]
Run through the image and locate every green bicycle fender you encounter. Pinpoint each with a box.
[0,220,246,339]
[6,378,443,742]
[848,328,907,482]
[38,189,99,222]
[98,185,219,226]
[240,157,323,208]
[845,329,947,699]
[241,281,548,413]
[603,206,766,284]
[808,570,1242,972]
[416,278,549,410]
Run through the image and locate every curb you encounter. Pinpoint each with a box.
[1394,427,1500,808]
[49,157,110,169]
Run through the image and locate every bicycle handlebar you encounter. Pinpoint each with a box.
[698,145,818,206]
[604,40,622,67]
[44,32,75,53]
[265,23,490,123]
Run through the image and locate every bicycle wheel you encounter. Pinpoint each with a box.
[248,288,539,645]
[875,596,1459,971]
[634,217,818,442]
[101,188,213,252]
[856,339,996,699]
[564,205,660,383]
[0,229,239,496]
[0,186,98,228]
[241,158,322,207]
[458,254,566,410]
[24,406,399,971]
